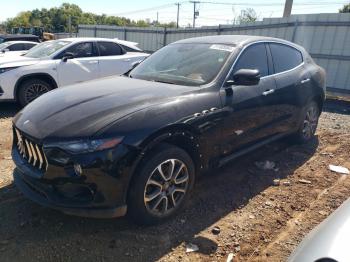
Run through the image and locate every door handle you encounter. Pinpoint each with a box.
[88,60,98,64]
[301,78,310,84]
[123,59,131,62]
[262,89,275,96]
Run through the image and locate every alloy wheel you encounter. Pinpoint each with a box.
[144,159,189,216]
[302,103,319,140]
[24,83,50,104]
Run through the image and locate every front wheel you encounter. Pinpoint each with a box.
[128,144,195,225]
[292,101,320,143]
[18,79,53,107]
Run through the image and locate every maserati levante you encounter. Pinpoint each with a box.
[12,35,326,224]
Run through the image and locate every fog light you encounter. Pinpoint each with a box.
[74,164,82,176]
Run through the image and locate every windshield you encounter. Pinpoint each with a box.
[25,40,71,58]
[0,38,4,44]
[0,42,10,51]
[130,43,235,86]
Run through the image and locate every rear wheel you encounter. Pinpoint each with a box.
[128,144,195,225]
[18,79,53,107]
[292,101,320,143]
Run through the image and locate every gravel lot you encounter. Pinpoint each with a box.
[0,100,349,262]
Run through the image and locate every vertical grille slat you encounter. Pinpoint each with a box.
[14,128,48,172]
[25,140,33,163]
[35,144,44,169]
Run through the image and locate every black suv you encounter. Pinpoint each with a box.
[12,35,326,224]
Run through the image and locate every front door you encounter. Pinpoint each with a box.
[56,42,99,87]
[219,42,277,155]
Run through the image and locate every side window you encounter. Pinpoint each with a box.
[233,43,269,77]
[24,43,36,50]
[9,43,24,51]
[119,44,140,53]
[269,43,303,73]
[62,42,95,58]
[97,42,124,56]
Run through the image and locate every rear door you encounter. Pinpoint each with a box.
[55,42,100,87]
[266,42,307,132]
[97,41,143,77]
[220,42,277,153]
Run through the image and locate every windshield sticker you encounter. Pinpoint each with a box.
[210,44,235,52]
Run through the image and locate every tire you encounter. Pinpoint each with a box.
[18,79,53,107]
[128,144,195,225]
[291,100,320,144]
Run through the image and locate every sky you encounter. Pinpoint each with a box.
[0,0,349,26]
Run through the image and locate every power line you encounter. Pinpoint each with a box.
[191,1,348,6]
[175,3,181,28]
[111,2,187,16]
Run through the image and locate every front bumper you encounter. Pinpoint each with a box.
[0,71,17,100]
[14,168,127,218]
[11,139,138,218]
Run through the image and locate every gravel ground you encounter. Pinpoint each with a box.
[0,100,349,262]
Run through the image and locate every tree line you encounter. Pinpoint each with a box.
[4,3,177,33]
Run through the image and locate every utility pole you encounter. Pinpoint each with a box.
[175,3,181,28]
[283,0,293,17]
[68,16,72,37]
[156,12,159,25]
[190,1,200,28]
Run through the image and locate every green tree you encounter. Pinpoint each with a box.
[237,8,258,24]
[5,3,177,32]
[339,4,350,13]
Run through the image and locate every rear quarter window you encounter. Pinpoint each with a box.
[97,42,125,56]
[269,43,303,73]
[120,44,141,53]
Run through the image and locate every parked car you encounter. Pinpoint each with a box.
[12,35,326,225]
[288,198,350,262]
[0,41,38,55]
[0,34,40,43]
[0,37,149,106]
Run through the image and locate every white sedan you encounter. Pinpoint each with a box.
[0,38,149,106]
[0,41,38,57]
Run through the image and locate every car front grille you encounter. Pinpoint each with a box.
[14,128,48,171]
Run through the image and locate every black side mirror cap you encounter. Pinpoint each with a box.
[61,52,74,62]
[229,69,261,86]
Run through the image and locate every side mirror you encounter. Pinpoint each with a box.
[2,49,9,53]
[229,69,261,86]
[61,52,74,62]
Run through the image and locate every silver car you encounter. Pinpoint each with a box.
[289,198,350,262]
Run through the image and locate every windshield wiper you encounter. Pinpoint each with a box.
[151,79,176,85]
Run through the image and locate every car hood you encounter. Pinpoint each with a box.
[0,55,39,67]
[14,76,197,141]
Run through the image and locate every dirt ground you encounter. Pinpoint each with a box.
[0,100,350,262]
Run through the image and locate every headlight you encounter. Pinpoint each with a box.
[0,67,19,74]
[44,137,124,154]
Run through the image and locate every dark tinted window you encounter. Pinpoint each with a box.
[97,42,123,56]
[119,44,141,53]
[60,42,95,58]
[233,43,269,77]
[270,43,303,73]
[24,43,36,50]
[9,43,24,51]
